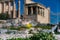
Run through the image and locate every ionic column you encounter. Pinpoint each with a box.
[0,2,3,14]
[3,2,6,13]
[18,0,20,18]
[41,9,43,16]
[8,1,11,18]
[31,7,33,15]
[42,9,44,16]
[40,8,41,15]
[13,1,16,18]
[41,9,42,16]
[39,8,41,14]
[38,7,40,14]
[36,7,38,14]
[25,6,28,15]
[1,2,3,13]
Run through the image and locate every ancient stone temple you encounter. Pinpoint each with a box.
[0,0,50,24]
[23,0,50,24]
[0,0,20,19]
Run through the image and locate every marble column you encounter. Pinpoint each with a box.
[3,2,6,13]
[38,7,40,14]
[41,9,43,16]
[25,6,28,15]
[40,8,41,15]
[8,1,11,18]
[42,9,44,16]
[0,2,3,14]
[40,8,43,16]
[1,2,3,13]
[18,0,20,18]
[13,1,16,18]
[36,7,38,14]
[31,7,33,15]
[39,8,41,14]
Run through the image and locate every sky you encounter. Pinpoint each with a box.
[15,0,60,24]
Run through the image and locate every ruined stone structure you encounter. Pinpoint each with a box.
[0,0,20,19]
[23,0,50,24]
[0,0,50,24]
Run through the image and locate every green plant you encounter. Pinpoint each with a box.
[5,31,11,34]
[7,32,56,40]
[34,25,52,29]
[7,38,30,40]
[30,32,56,40]
[0,13,9,20]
